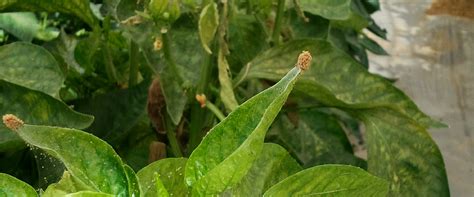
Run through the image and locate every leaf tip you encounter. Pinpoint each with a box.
[297,50,312,71]
[2,114,24,131]
[195,94,207,108]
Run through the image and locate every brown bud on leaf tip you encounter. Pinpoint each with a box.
[297,51,312,71]
[2,114,24,131]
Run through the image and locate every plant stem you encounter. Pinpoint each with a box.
[165,117,183,157]
[128,40,139,86]
[188,53,213,153]
[103,16,119,82]
[272,0,285,45]
[205,101,226,121]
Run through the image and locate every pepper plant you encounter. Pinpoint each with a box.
[0,0,449,196]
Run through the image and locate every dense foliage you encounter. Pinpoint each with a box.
[0,0,449,196]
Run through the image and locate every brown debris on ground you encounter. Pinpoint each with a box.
[426,0,474,19]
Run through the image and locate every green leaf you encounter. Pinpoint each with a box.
[73,81,149,144]
[13,124,131,195]
[168,16,205,85]
[137,158,189,197]
[198,2,218,54]
[1,0,98,27]
[357,108,449,196]
[185,66,302,195]
[0,80,93,152]
[286,10,329,39]
[0,42,64,96]
[65,191,114,197]
[0,12,59,42]
[330,11,368,31]
[299,0,352,20]
[229,143,302,196]
[263,164,389,196]
[360,34,388,55]
[123,165,141,197]
[227,15,269,72]
[0,173,37,197]
[268,110,365,168]
[240,39,441,128]
[43,171,92,197]
[0,12,37,41]
[160,66,187,125]
[218,50,239,112]
[241,39,449,195]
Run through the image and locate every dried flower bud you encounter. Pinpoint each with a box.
[153,37,162,51]
[195,94,207,108]
[297,51,312,70]
[2,114,23,131]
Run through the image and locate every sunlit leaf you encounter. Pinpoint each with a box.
[43,171,92,197]
[229,143,302,195]
[64,191,114,197]
[240,39,441,128]
[186,66,302,195]
[0,173,37,197]
[241,39,449,195]
[137,158,189,197]
[123,165,140,197]
[12,124,131,195]
[263,164,388,196]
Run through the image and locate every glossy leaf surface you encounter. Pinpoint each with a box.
[229,143,302,196]
[241,39,440,127]
[124,165,140,197]
[186,66,302,195]
[15,125,130,196]
[42,171,93,197]
[0,80,93,152]
[242,39,449,195]
[137,158,189,197]
[0,173,37,197]
[263,165,388,196]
